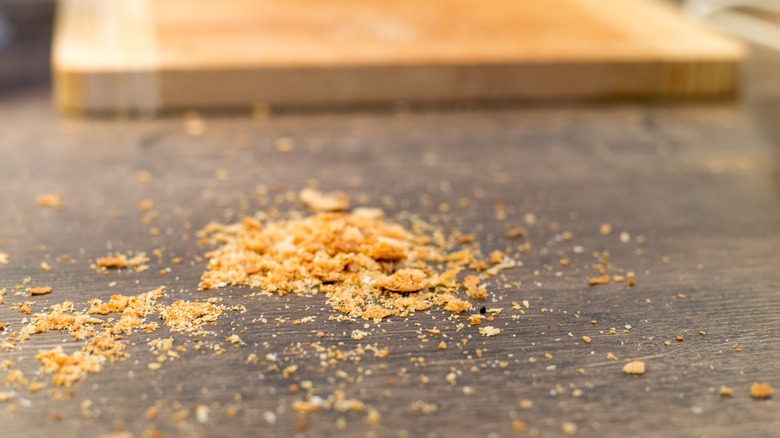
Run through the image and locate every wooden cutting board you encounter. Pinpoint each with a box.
[53,0,745,114]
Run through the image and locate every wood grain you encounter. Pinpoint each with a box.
[53,0,745,114]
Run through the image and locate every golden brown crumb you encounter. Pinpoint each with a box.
[750,382,773,399]
[299,188,350,212]
[622,360,646,375]
[462,275,487,300]
[599,223,612,235]
[588,275,610,286]
[96,256,128,269]
[718,385,733,397]
[457,234,475,244]
[36,347,105,386]
[37,193,63,208]
[377,269,430,293]
[137,200,154,212]
[562,422,578,435]
[365,409,381,425]
[505,227,527,239]
[28,381,47,393]
[160,300,225,335]
[20,301,102,341]
[291,400,321,414]
[511,420,526,432]
[225,405,238,419]
[28,286,53,296]
[0,252,8,265]
[95,252,149,273]
[4,369,27,386]
[582,336,591,344]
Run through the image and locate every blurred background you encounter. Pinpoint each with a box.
[1,0,778,113]
[0,0,53,97]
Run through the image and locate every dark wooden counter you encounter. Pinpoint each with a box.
[1,25,779,438]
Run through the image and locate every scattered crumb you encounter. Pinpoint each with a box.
[478,326,501,337]
[137,200,154,212]
[37,193,64,209]
[96,256,128,269]
[588,275,610,286]
[351,330,368,340]
[719,385,733,397]
[750,382,773,399]
[0,252,8,265]
[95,252,149,273]
[28,286,52,296]
[299,188,350,212]
[505,227,527,239]
[365,409,381,425]
[622,360,646,375]
[562,422,578,435]
[511,420,526,432]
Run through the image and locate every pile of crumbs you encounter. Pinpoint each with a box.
[198,207,493,319]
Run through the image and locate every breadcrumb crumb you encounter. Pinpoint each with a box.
[478,326,501,337]
[750,382,773,399]
[622,360,646,375]
[28,287,53,296]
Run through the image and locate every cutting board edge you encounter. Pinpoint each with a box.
[53,59,743,115]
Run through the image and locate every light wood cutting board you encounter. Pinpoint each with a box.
[53,0,745,114]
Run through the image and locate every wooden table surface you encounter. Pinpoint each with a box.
[1,23,780,438]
